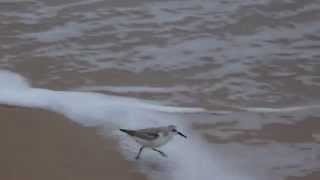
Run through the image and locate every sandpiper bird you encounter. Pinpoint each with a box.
[120,125,187,160]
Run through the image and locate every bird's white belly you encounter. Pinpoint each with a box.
[135,134,172,148]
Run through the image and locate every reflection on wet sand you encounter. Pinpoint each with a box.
[287,171,320,180]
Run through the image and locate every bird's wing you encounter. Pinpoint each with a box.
[120,128,159,140]
[134,131,159,140]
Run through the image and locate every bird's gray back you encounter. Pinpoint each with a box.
[134,126,170,140]
[139,126,170,135]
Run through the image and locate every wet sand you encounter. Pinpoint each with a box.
[0,106,146,180]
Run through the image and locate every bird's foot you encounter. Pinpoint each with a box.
[135,146,144,160]
[152,148,168,158]
[159,151,168,158]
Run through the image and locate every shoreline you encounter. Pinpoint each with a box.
[0,106,147,180]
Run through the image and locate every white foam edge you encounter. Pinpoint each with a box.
[243,105,320,113]
[0,70,253,180]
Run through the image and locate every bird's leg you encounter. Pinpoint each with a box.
[152,148,167,157]
[135,146,144,160]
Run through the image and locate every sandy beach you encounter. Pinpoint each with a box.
[0,106,146,180]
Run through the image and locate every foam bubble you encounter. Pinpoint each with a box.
[0,70,253,180]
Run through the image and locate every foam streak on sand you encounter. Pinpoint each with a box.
[243,105,320,113]
[0,71,251,180]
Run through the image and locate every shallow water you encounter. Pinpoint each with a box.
[0,0,320,180]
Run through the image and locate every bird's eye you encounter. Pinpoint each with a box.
[172,129,177,132]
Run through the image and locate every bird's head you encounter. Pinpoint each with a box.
[168,125,187,138]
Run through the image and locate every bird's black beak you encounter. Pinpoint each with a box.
[177,131,187,138]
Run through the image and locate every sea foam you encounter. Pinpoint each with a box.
[0,70,253,180]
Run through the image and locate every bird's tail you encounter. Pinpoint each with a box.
[120,128,136,136]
